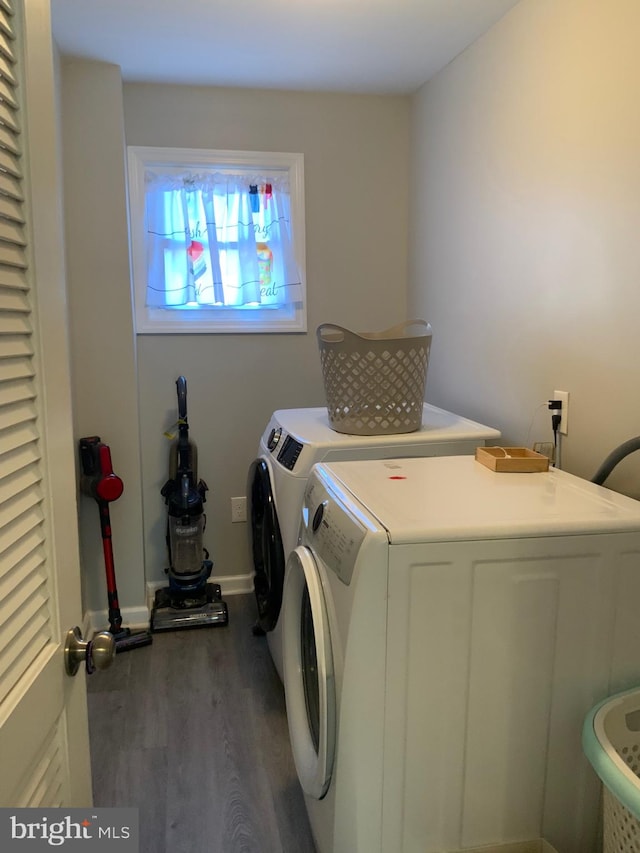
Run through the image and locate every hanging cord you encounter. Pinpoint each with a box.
[548,399,563,469]
[552,412,561,469]
[591,437,640,485]
[524,402,548,450]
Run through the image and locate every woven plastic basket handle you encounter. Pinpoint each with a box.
[317,319,431,344]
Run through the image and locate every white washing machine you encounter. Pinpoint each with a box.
[282,456,640,853]
[247,404,500,680]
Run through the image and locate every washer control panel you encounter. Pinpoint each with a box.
[304,480,367,586]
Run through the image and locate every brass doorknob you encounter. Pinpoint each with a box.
[64,626,116,676]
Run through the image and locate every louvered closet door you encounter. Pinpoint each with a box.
[0,0,92,806]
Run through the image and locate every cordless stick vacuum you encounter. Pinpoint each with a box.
[79,437,153,653]
[150,376,228,631]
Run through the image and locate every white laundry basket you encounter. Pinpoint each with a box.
[583,686,640,852]
[316,320,432,435]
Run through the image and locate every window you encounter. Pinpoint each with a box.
[127,146,306,333]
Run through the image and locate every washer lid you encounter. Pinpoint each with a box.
[316,456,640,544]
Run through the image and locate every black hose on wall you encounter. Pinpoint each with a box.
[591,437,640,486]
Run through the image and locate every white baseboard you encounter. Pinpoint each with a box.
[85,604,151,634]
[213,572,254,596]
[460,841,558,853]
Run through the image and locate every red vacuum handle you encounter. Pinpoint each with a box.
[79,436,124,503]
[78,437,124,635]
[94,444,124,503]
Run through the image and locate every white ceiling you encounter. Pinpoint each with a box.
[49,0,521,95]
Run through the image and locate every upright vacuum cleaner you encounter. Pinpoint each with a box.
[150,376,228,631]
[79,437,153,653]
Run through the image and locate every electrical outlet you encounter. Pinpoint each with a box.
[231,496,247,523]
[553,390,569,435]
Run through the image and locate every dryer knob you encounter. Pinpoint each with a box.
[312,501,327,533]
[267,427,282,452]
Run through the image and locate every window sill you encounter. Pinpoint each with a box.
[135,305,307,335]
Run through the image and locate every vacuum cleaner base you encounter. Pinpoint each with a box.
[150,582,229,632]
[110,627,153,653]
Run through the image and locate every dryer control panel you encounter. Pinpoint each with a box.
[262,419,305,471]
[277,434,303,471]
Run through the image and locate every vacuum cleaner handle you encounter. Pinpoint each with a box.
[79,436,124,504]
[174,376,194,482]
[78,437,153,650]
[176,376,187,422]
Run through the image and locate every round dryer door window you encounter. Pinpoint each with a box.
[282,546,336,800]
[247,457,285,632]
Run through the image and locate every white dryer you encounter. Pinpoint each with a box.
[282,456,640,853]
[246,405,500,680]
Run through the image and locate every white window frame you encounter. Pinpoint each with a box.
[127,146,307,334]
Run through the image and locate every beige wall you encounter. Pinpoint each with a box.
[61,69,410,612]
[125,83,410,593]
[409,0,640,497]
[61,59,147,619]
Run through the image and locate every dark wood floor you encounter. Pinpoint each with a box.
[87,593,316,853]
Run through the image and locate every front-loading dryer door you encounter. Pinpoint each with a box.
[247,457,285,633]
[282,546,336,800]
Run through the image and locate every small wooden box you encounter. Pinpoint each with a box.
[475,446,550,473]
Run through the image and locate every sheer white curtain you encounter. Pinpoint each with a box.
[144,171,302,309]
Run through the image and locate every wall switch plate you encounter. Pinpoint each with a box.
[231,496,247,523]
[553,390,569,435]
